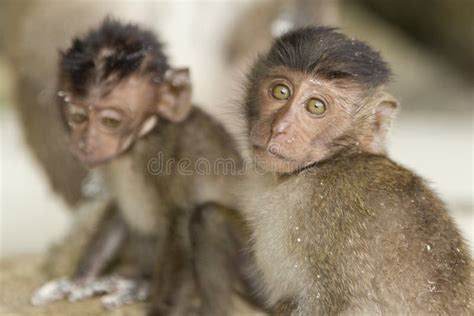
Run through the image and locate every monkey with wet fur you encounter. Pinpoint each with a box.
[190,27,472,315]
[31,18,246,314]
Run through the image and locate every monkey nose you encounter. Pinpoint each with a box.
[78,141,86,150]
[272,120,289,135]
[78,141,94,154]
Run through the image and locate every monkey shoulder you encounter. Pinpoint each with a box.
[179,106,223,138]
[177,106,242,161]
[307,153,470,260]
[296,152,458,234]
[183,106,235,141]
[294,154,471,306]
[132,106,239,160]
[310,153,432,205]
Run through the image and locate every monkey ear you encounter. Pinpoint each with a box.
[369,92,399,154]
[156,68,192,122]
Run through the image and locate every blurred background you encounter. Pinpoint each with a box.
[0,0,472,259]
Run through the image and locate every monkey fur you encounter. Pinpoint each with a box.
[190,26,472,315]
[31,19,246,315]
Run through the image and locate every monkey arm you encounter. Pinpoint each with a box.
[147,209,198,316]
[31,202,130,306]
[72,202,128,281]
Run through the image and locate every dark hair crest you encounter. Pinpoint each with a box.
[60,17,169,95]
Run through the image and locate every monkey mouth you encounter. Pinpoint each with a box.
[253,144,293,162]
[79,156,110,168]
[73,151,114,168]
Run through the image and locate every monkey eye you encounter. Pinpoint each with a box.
[99,109,125,131]
[271,84,291,100]
[67,105,88,125]
[101,116,122,129]
[70,113,88,124]
[306,98,326,115]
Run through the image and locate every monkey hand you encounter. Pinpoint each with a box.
[100,277,149,310]
[31,275,149,309]
[31,277,72,305]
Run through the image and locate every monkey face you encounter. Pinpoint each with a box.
[249,69,392,174]
[62,69,192,168]
[63,76,156,167]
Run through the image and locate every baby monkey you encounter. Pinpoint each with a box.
[191,27,472,315]
[31,19,244,314]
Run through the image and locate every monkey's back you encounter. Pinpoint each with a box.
[316,153,471,314]
[249,153,472,315]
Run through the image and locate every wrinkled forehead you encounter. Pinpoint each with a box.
[262,67,350,93]
[261,67,366,107]
[102,75,156,102]
[65,75,156,110]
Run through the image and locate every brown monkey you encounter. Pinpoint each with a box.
[31,19,244,314]
[190,26,472,315]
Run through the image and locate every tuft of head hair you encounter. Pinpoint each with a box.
[60,17,169,95]
[253,26,391,86]
[244,26,391,121]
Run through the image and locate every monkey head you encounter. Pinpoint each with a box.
[58,19,191,168]
[61,69,191,167]
[245,27,398,174]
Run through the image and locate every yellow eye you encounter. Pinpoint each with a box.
[67,104,88,125]
[101,117,121,129]
[69,112,87,124]
[306,98,326,115]
[272,84,291,100]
